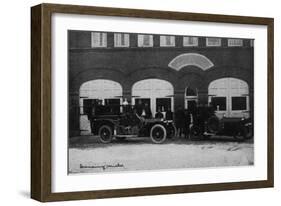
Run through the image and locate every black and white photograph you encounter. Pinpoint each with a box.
[67,30,254,174]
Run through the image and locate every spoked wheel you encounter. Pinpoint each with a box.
[234,126,253,141]
[150,124,167,144]
[167,124,177,139]
[98,125,113,143]
[189,125,202,140]
[242,126,253,140]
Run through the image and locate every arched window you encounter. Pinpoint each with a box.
[208,78,249,118]
[132,79,174,116]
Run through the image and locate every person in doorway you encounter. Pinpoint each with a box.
[155,107,164,119]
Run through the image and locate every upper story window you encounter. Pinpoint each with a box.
[114,33,130,47]
[183,37,198,47]
[91,32,107,47]
[160,35,175,47]
[228,39,243,47]
[206,37,221,47]
[138,34,153,47]
[250,39,254,47]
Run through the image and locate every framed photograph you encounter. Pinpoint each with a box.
[31,3,274,202]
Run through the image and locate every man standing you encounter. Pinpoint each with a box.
[175,106,185,138]
[183,109,191,139]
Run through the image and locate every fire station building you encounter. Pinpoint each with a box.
[68,30,254,136]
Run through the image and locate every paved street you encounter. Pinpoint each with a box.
[68,136,254,174]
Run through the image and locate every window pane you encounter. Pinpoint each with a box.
[186,88,197,96]
[138,35,153,47]
[232,97,247,110]
[211,97,226,111]
[183,37,198,46]
[206,37,221,46]
[91,32,107,47]
[114,33,129,47]
[228,39,243,47]
[250,39,254,47]
[160,36,175,47]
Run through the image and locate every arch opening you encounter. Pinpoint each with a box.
[79,79,123,134]
[132,79,174,116]
[208,77,249,118]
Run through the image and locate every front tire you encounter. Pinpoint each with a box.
[242,125,253,140]
[150,124,167,144]
[98,125,113,143]
[189,125,202,140]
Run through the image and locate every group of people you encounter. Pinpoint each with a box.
[133,100,196,139]
[133,100,173,121]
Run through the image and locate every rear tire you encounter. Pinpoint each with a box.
[189,125,202,140]
[150,124,167,144]
[242,125,253,140]
[167,124,177,139]
[98,125,113,143]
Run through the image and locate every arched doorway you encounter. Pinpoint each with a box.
[132,79,174,117]
[208,78,249,118]
[79,79,123,134]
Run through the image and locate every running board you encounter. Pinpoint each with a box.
[115,135,138,138]
[203,132,215,136]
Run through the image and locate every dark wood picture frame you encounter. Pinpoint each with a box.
[31,3,274,202]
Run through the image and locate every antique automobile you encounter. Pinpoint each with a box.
[189,105,253,141]
[88,104,176,144]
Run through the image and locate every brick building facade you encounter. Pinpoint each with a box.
[68,30,254,136]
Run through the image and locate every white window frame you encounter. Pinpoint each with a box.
[91,32,107,48]
[250,39,254,47]
[138,34,153,47]
[114,33,130,47]
[160,35,175,47]
[183,37,198,47]
[228,39,243,47]
[206,37,221,47]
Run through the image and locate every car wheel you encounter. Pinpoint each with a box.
[98,125,113,143]
[189,125,202,140]
[167,124,177,139]
[150,124,167,144]
[242,125,253,140]
[233,130,246,142]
